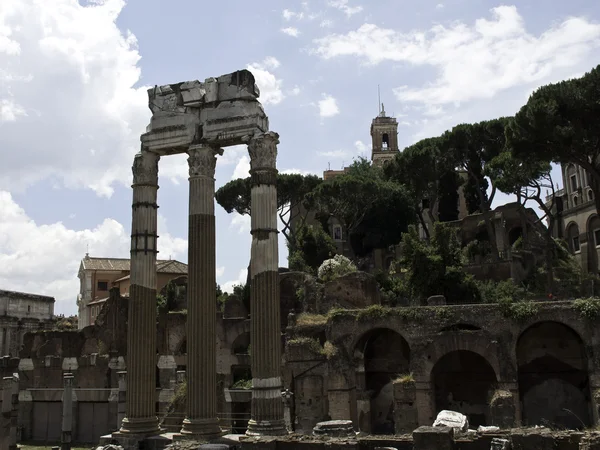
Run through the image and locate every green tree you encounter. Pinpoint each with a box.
[308,158,415,256]
[215,173,321,251]
[401,223,480,304]
[442,118,510,260]
[289,224,336,273]
[508,65,600,216]
[488,149,557,293]
[385,138,440,238]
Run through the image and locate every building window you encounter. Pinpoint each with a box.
[589,190,594,201]
[573,236,580,253]
[595,229,600,248]
[574,196,579,207]
[333,225,342,241]
[97,281,108,291]
[382,133,389,149]
[570,174,578,192]
[27,305,30,314]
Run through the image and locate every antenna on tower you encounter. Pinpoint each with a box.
[328,162,331,171]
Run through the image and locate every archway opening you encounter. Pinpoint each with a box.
[508,227,523,246]
[355,328,410,434]
[517,321,591,429]
[431,350,497,427]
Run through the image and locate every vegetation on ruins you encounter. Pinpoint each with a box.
[295,313,328,326]
[573,297,600,320]
[317,254,357,282]
[394,373,415,384]
[54,314,78,330]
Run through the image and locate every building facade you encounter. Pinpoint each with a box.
[547,163,600,275]
[77,254,188,329]
[0,289,55,356]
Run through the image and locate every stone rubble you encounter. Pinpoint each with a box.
[432,410,469,432]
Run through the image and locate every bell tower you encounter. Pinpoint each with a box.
[370,102,398,167]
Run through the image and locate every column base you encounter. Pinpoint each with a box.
[180,417,223,438]
[119,416,160,436]
[246,419,288,436]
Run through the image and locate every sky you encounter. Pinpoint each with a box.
[1,0,599,315]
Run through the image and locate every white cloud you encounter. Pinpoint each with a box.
[318,93,340,118]
[289,85,301,96]
[283,9,304,21]
[230,213,251,234]
[320,19,334,28]
[328,0,363,17]
[0,99,26,122]
[355,140,368,153]
[216,266,225,279]
[0,191,187,315]
[281,27,300,37]
[318,149,352,158]
[222,268,248,293]
[232,155,250,180]
[0,0,152,197]
[436,3,444,9]
[247,57,284,105]
[280,168,317,176]
[313,6,600,106]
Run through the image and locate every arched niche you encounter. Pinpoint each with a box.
[354,328,410,434]
[431,350,497,427]
[517,321,592,429]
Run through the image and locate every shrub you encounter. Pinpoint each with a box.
[498,298,539,321]
[573,298,600,320]
[318,254,357,282]
[477,280,527,304]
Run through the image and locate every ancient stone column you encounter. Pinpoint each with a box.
[120,151,160,435]
[61,373,74,450]
[246,132,286,435]
[180,145,222,438]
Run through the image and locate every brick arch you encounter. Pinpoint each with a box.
[348,323,412,358]
[416,332,501,382]
[430,349,498,427]
[516,320,592,429]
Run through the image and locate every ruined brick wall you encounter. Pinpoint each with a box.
[286,301,600,432]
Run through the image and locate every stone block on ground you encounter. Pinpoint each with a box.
[490,438,510,450]
[413,426,455,450]
[433,410,468,432]
[312,419,355,437]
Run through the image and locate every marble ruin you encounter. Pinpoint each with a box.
[117,69,284,440]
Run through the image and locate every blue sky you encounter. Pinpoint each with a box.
[1,0,599,315]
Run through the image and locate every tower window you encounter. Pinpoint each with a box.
[382,133,389,149]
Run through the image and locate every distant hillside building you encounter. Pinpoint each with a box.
[546,163,600,274]
[77,254,188,329]
[0,289,55,356]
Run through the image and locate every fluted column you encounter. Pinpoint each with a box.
[120,151,160,435]
[180,145,223,437]
[246,132,286,436]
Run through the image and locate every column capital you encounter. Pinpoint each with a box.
[188,145,223,178]
[132,151,159,186]
[248,132,279,171]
